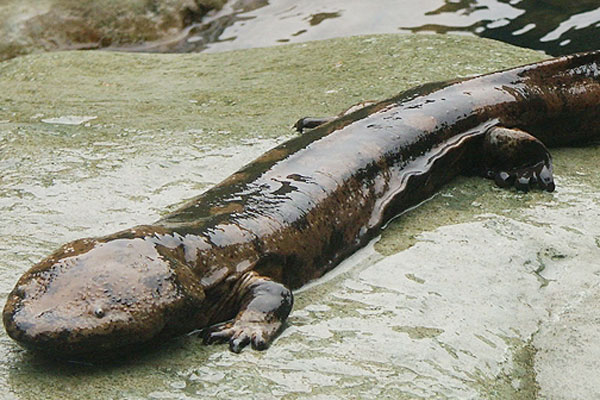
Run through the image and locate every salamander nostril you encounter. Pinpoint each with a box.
[94,308,105,318]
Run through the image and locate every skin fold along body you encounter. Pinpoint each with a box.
[3,50,600,359]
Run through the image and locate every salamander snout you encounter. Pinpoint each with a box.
[2,237,189,359]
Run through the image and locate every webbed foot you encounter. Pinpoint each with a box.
[483,126,554,192]
[203,272,293,353]
[203,315,283,352]
[492,161,554,192]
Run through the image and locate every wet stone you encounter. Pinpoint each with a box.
[0,33,599,399]
[0,0,227,61]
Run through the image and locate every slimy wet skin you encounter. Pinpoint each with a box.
[3,51,600,359]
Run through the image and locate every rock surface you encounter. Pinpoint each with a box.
[0,0,226,61]
[0,34,598,399]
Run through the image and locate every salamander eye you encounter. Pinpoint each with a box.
[94,307,105,318]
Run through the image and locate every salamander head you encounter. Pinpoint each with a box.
[2,237,205,359]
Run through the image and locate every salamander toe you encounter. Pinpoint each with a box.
[482,126,555,193]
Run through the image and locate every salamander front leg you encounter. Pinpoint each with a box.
[482,126,555,192]
[203,272,293,353]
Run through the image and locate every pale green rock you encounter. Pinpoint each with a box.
[1,34,599,399]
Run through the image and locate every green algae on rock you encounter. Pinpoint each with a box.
[0,34,599,399]
[0,34,544,135]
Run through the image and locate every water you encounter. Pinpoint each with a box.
[407,0,600,56]
[127,0,600,56]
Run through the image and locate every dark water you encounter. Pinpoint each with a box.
[408,0,600,56]
[130,0,600,56]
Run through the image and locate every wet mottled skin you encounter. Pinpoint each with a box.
[3,51,600,359]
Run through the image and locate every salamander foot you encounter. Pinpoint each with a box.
[203,316,283,352]
[482,126,554,192]
[293,117,335,133]
[492,160,554,192]
[202,272,293,353]
[293,100,377,133]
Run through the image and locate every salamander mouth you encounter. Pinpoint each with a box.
[4,308,167,359]
[3,289,168,359]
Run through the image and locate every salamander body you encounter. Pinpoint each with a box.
[3,51,600,358]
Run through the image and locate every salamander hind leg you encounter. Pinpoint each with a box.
[481,126,555,192]
[293,100,377,133]
[293,117,336,133]
[203,272,293,353]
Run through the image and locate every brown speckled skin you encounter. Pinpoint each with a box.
[4,51,600,358]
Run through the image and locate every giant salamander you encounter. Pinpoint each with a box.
[3,50,600,359]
